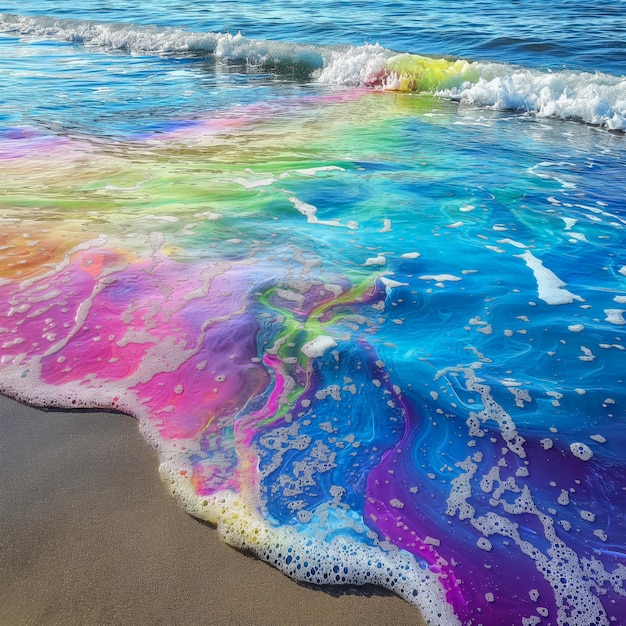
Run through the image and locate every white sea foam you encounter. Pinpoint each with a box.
[436,63,626,131]
[314,43,394,85]
[517,251,583,305]
[0,13,325,68]
[1,14,625,130]
[301,335,337,358]
[0,13,220,54]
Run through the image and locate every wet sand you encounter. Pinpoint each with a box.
[0,394,426,626]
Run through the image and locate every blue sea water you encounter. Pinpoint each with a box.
[1,0,626,135]
[3,0,626,74]
[1,2,625,625]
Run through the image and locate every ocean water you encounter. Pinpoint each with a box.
[1,1,625,624]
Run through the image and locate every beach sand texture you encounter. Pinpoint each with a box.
[0,394,426,625]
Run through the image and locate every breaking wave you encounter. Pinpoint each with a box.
[2,14,625,127]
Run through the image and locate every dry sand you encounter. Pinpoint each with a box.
[0,394,426,626]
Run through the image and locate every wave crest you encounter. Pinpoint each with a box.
[2,13,625,130]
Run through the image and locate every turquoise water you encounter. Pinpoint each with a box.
[0,2,625,625]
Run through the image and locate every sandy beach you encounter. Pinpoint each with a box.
[0,394,426,626]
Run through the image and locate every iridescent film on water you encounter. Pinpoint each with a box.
[0,1,625,624]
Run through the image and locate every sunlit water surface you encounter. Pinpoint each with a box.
[1,2,625,624]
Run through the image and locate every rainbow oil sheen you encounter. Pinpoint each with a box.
[1,4,625,624]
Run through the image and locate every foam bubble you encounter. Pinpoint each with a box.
[158,480,460,625]
[604,309,626,325]
[301,336,338,358]
[570,442,593,461]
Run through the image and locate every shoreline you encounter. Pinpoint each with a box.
[0,393,426,625]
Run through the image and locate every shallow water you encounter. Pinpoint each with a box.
[1,2,625,625]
